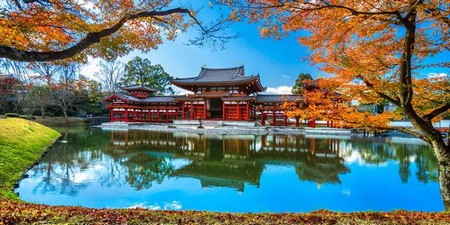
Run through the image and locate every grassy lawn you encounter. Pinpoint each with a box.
[0,118,449,224]
[0,118,60,198]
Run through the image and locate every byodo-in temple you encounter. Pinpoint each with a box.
[103,65,301,126]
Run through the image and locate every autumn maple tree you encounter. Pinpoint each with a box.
[0,0,233,62]
[224,0,450,208]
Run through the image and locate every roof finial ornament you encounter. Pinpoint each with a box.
[137,79,142,85]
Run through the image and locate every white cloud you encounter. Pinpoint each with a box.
[427,72,448,79]
[81,57,101,80]
[128,202,161,210]
[128,201,182,210]
[341,188,351,197]
[172,85,194,96]
[282,74,290,79]
[164,201,182,210]
[264,86,292,95]
[71,172,95,184]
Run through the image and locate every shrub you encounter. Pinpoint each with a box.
[19,115,36,120]
[5,113,21,118]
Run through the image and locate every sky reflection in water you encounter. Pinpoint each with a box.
[16,127,444,212]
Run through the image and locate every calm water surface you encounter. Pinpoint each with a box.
[16,127,445,212]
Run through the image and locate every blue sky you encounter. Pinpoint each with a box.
[81,3,449,95]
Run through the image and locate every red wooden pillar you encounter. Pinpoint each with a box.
[157,109,161,123]
[261,111,265,126]
[110,109,114,122]
[246,102,249,120]
[284,114,288,126]
[309,119,316,128]
[237,102,241,120]
[272,111,276,126]
[125,108,129,123]
[203,101,207,119]
[182,104,185,119]
[166,106,169,123]
[224,104,228,120]
[295,117,299,127]
[222,101,225,120]
[175,108,178,120]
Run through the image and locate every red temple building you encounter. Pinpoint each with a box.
[103,65,300,126]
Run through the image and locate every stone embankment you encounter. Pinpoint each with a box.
[100,122,355,136]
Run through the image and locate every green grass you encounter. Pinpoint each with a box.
[0,118,60,198]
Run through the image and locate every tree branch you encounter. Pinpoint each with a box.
[424,103,450,122]
[0,7,224,62]
[357,75,400,106]
[390,126,428,142]
[297,1,399,16]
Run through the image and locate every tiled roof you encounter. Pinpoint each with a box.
[171,66,265,93]
[173,96,204,101]
[172,66,249,83]
[255,94,301,103]
[121,84,157,93]
[103,93,177,104]
[222,96,255,101]
[142,96,176,103]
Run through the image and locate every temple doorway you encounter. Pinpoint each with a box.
[209,98,223,119]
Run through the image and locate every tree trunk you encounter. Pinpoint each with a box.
[439,162,450,211]
[62,108,68,121]
[40,106,45,118]
[60,102,69,122]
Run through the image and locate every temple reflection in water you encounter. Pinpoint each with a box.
[106,130,354,191]
[18,127,443,212]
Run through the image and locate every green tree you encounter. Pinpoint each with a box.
[122,57,174,95]
[73,76,104,116]
[291,73,313,95]
[23,85,52,117]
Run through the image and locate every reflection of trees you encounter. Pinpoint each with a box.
[296,159,349,184]
[171,160,264,192]
[415,148,438,183]
[258,136,349,185]
[31,142,90,196]
[123,153,175,190]
[348,138,438,184]
[24,128,441,201]
[29,128,122,195]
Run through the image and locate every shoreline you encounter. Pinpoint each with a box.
[100,122,356,136]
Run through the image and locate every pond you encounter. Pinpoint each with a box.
[16,127,445,212]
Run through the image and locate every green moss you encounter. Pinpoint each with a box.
[0,118,60,198]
